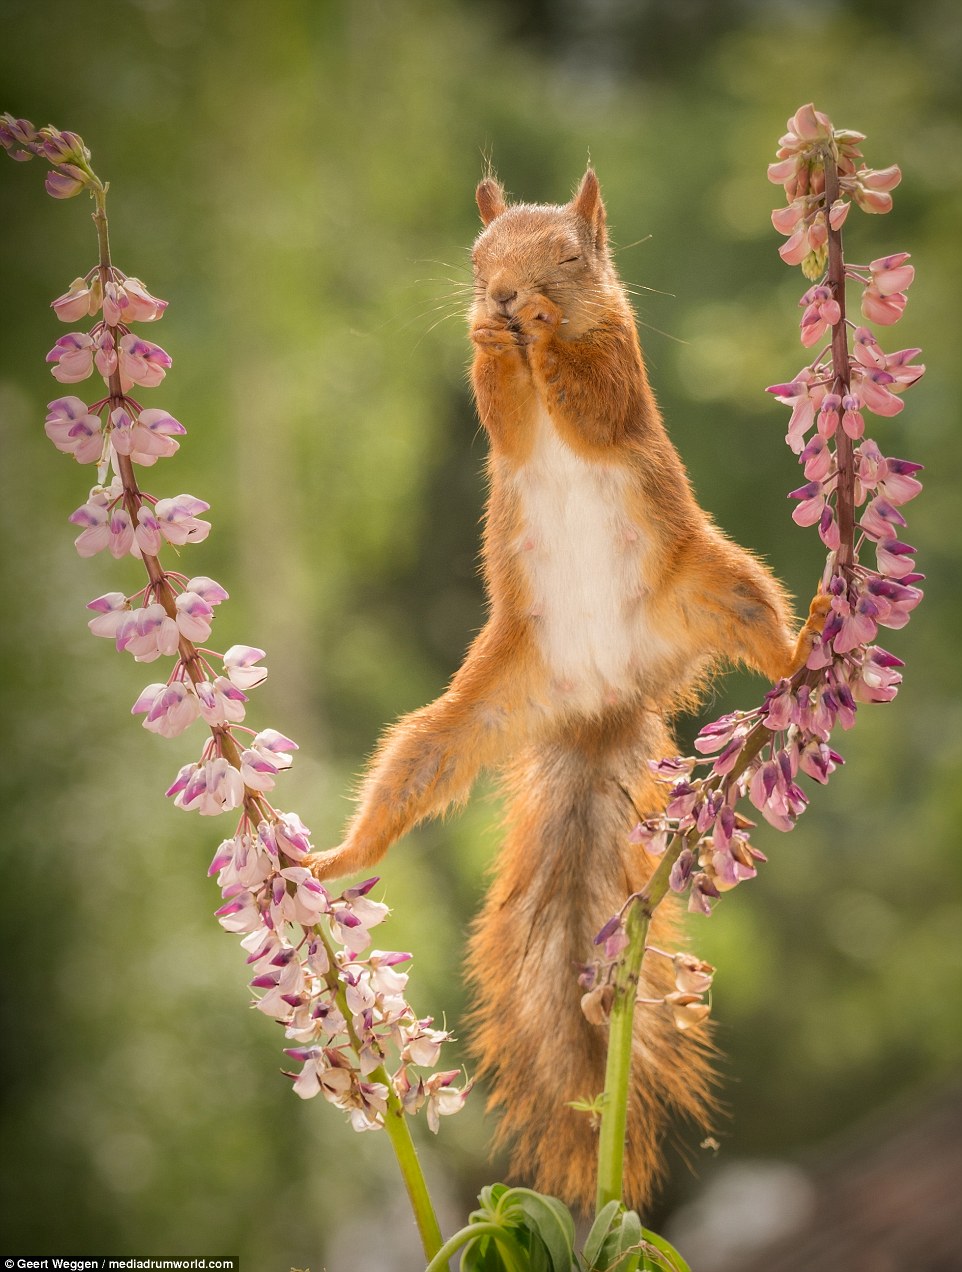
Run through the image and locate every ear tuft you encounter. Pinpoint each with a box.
[572,168,607,250]
[476,177,507,226]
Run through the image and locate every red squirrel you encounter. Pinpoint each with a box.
[308,169,829,1209]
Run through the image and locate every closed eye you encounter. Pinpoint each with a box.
[559,255,581,264]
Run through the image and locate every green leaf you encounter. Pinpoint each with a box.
[461,1228,530,1272]
[639,1227,693,1272]
[582,1200,623,1267]
[507,1188,577,1271]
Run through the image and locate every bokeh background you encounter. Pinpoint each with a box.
[1,2,960,1269]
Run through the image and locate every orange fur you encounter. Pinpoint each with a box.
[308,169,827,1209]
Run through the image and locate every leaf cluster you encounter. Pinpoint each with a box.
[432,1185,691,1272]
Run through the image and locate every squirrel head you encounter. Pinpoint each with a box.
[471,168,625,337]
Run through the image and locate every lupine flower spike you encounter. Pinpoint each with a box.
[593,101,923,1023]
[1,113,470,1150]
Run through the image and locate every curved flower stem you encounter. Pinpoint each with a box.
[423,1222,519,1272]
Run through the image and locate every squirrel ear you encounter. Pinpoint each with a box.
[476,177,507,226]
[572,168,607,250]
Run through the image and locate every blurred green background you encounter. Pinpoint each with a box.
[1,1,960,1268]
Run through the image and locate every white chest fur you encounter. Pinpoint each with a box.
[514,410,655,704]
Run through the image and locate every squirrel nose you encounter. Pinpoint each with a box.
[490,285,518,310]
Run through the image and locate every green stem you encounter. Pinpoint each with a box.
[594,840,685,1212]
[314,925,444,1261]
[376,1065,445,1259]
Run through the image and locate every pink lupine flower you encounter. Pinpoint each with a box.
[174,589,215,642]
[401,1019,450,1069]
[850,364,905,417]
[86,591,129,639]
[828,198,850,230]
[131,680,200,738]
[422,1070,472,1134]
[865,577,923,630]
[116,602,179,660]
[672,954,715,995]
[799,284,841,347]
[277,866,330,925]
[215,886,262,935]
[44,396,103,463]
[153,493,211,545]
[767,369,828,453]
[817,393,841,440]
[186,575,229,605]
[0,113,39,156]
[134,506,162,556]
[852,327,925,387]
[134,408,185,460]
[121,276,168,322]
[796,738,843,784]
[799,434,833,482]
[93,329,117,380]
[330,886,389,954]
[694,712,753,755]
[51,276,101,322]
[47,332,94,383]
[840,394,865,440]
[763,680,796,731]
[748,753,807,832]
[629,818,670,856]
[167,755,245,815]
[68,486,111,556]
[669,847,695,893]
[195,677,247,726]
[876,538,916,579]
[664,992,712,1031]
[117,333,171,390]
[862,285,907,326]
[101,276,167,327]
[857,440,923,506]
[853,647,904,703]
[239,745,288,793]
[172,576,227,641]
[850,165,901,215]
[107,505,135,559]
[832,595,879,655]
[688,873,720,916]
[860,496,907,542]
[789,479,827,527]
[270,811,313,861]
[45,164,87,199]
[209,832,273,892]
[223,645,269,690]
[108,405,184,466]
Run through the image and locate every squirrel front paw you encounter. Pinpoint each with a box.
[471,312,524,354]
[515,296,563,342]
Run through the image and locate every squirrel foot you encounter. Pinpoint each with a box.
[789,592,833,673]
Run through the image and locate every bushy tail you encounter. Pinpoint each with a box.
[466,710,717,1212]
